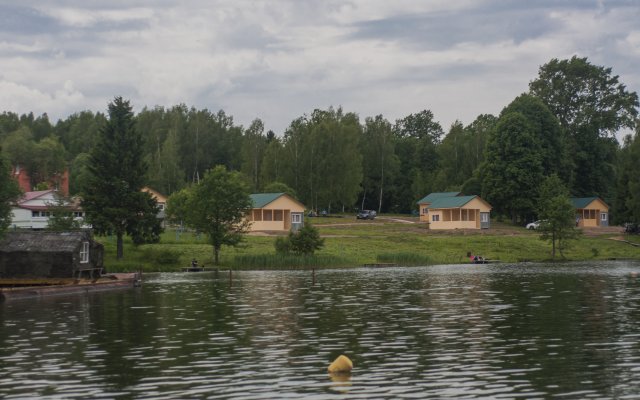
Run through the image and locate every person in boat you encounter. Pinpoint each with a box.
[191,258,199,268]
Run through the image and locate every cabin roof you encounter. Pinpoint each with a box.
[417,192,461,204]
[427,195,479,209]
[0,231,90,253]
[250,193,286,208]
[571,197,608,209]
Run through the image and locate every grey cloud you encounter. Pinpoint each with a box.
[347,7,562,50]
[0,5,60,35]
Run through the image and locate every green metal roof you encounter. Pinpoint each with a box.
[250,193,285,208]
[571,197,601,209]
[427,195,477,209]
[417,192,461,204]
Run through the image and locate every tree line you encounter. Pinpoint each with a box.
[1,56,640,229]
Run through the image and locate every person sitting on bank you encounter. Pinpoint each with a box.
[191,258,198,268]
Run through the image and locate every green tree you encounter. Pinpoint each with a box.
[360,115,398,213]
[46,195,81,231]
[537,174,581,259]
[500,94,567,179]
[263,182,298,199]
[165,187,191,226]
[529,56,639,196]
[280,108,363,212]
[274,224,324,255]
[184,166,252,265]
[392,110,444,212]
[623,129,640,225]
[481,112,544,223]
[260,136,284,187]
[82,97,161,259]
[0,149,21,237]
[240,119,267,191]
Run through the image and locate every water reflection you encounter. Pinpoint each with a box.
[1,261,640,398]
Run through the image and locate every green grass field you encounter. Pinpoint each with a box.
[101,216,640,272]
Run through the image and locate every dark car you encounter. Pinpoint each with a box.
[357,210,376,220]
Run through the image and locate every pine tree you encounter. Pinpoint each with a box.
[82,97,161,259]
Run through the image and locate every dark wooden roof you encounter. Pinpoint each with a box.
[0,231,92,253]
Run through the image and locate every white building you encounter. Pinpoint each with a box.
[11,190,86,230]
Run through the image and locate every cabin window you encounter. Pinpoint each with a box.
[73,211,84,218]
[274,210,283,221]
[432,215,440,222]
[481,213,489,223]
[263,210,273,221]
[292,213,302,224]
[80,242,90,263]
[32,211,40,217]
[601,213,607,222]
[158,204,165,211]
[253,209,262,221]
[422,207,428,215]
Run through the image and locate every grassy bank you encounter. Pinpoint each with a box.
[101,216,640,272]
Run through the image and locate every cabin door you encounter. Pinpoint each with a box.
[480,212,490,229]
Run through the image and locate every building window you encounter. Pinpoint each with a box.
[422,207,428,215]
[158,204,165,210]
[601,213,607,222]
[292,213,302,224]
[253,209,262,221]
[432,215,440,222]
[274,210,283,221]
[32,211,40,217]
[263,210,273,221]
[80,242,90,263]
[481,213,489,223]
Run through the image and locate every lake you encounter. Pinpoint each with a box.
[2,261,640,399]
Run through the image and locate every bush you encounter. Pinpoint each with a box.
[274,225,324,255]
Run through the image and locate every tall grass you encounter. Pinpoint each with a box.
[230,253,348,270]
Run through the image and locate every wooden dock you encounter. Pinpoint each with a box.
[363,263,397,268]
[0,272,141,301]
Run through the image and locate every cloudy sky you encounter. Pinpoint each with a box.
[1,0,639,134]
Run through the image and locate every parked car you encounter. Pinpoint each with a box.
[526,220,545,230]
[625,223,639,234]
[357,210,377,220]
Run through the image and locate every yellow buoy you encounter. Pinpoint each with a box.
[328,354,353,373]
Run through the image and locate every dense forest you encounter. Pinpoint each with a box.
[1,56,639,225]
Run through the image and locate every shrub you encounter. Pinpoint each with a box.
[274,225,324,255]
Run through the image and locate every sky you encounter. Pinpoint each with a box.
[1,0,639,135]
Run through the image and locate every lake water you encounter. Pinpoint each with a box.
[2,261,640,399]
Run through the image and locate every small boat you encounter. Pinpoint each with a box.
[0,272,141,301]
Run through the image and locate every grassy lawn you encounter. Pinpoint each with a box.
[101,215,640,272]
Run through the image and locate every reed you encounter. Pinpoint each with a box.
[230,253,348,270]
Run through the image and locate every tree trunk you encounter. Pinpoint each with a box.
[214,245,220,265]
[116,232,124,260]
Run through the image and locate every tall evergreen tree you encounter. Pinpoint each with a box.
[82,97,161,259]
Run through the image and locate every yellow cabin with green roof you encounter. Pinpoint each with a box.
[247,193,305,232]
[417,192,492,230]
